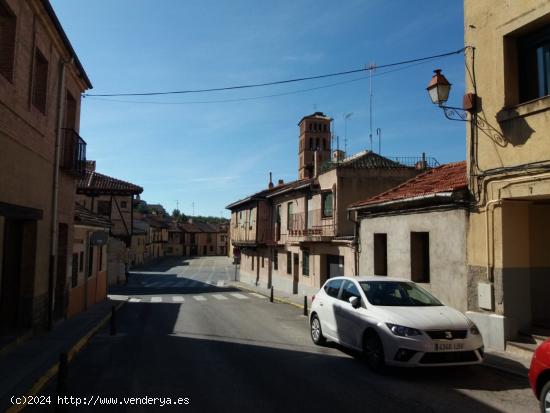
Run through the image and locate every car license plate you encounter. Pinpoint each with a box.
[434,342,464,351]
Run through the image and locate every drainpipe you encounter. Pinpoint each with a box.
[48,58,71,330]
[348,209,360,276]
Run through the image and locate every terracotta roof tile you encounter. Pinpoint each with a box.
[77,170,143,195]
[349,161,467,209]
[74,203,111,227]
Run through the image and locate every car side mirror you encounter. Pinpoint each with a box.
[349,296,360,309]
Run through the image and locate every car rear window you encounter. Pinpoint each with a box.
[324,279,343,298]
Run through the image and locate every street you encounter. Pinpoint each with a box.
[32,257,537,412]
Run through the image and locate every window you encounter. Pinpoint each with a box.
[287,202,294,229]
[207,233,212,243]
[71,254,78,288]
[340,280,361,302]
[273,251,278,271]
[210,245,213,252]
[309,138,314,150]
[322,192,333,218]
[286,251,292,274]
[32,49,49,113]
[316,138,320,149]
[97,200,111,216]
[411,232,430,283]
[87,245,93,277]
[98,245,103,271]
[79,251,84,272]
[324,279,344,298]
[120,201,128,209]
[302,250,310,276]
[0,1,16,82]
[261,256,264,268]
[374,233,387,276]
[249,208,254,229]
[518,26,550,103]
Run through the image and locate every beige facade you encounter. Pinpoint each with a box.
[464,0,550,349]
[228,112,422,296]
[0,0,91,332]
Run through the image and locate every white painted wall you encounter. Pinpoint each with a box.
[359,208,468,312]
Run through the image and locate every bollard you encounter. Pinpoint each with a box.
[56,352,68,413]
[110,305,116,336]
[270,286,274,303]
[303,295,308,316]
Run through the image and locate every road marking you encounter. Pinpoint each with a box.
[150,297,162,303]
[172,296,184,302]
[193,296,207,301]
[107,294,128,301]
[230,293,249,300]
[129,297,141,303]
[249,293,266,299]
[211,294,228,300]
[216,281,225,287]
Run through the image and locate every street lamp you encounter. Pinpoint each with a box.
[426,69,476,122]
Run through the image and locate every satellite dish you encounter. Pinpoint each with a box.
[90,230,109,246]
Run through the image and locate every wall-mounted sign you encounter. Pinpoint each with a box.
[90,230,109,246]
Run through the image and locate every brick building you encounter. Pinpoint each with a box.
[0,0,92,332]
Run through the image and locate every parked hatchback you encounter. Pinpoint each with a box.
[529,339,550,413]
[309,276,484,370]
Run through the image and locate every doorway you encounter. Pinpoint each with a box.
[327,255,344,278]
[292,253,299,294]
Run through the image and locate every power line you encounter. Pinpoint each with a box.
[84,57,454,106]
[83,47,466,98]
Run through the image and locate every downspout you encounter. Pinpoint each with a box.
[48,57,70,330]
[348,209,360,276]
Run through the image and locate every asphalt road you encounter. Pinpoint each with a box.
[31,256,537,413]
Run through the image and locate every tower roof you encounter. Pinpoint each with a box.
[298,112,331,125]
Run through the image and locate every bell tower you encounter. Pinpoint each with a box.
[298,112,331,179]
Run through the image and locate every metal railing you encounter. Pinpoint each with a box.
[60,128,86,176]
[283,209,334,238]
[319,155,439,172]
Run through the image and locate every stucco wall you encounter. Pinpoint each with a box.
[359,209,469,312]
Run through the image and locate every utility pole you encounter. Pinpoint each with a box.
[344,113,353,155]
[368,62,376,152]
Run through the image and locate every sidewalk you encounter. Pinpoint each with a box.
[0,299,123,413]
[231,279,532,378]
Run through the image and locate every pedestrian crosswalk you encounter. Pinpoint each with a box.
[108,292,268,304]
[137,278,227,289]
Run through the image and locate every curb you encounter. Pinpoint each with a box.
[0,332,32,358]
[4,301,126,413]
[233,283,307,312]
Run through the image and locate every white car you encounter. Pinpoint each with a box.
[309,276,484,370]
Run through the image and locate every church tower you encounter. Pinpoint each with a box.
[298,112,331,179]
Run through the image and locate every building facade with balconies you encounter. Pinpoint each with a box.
[227,112,426,296]
[0,0,92,333]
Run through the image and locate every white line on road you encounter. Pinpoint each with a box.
[129,297,142,303]
[249,293,267,299]
[193,296,207,301]
[211,294,228,300]
[150,297,162,303]
[172,296,185,302]
[108,295,128,301]
[230,293,249,300]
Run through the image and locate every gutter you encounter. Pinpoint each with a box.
[265,182,312,198]
[348,191,455,211]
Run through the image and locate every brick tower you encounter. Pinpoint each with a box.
[297,112,332,179]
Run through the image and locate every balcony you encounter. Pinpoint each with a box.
[60,128,86,177]
[278,209,335,242]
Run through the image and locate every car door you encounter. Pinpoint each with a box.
[334,280,364,349]
[317,279,344,339]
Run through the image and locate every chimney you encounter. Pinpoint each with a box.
[268,172,274,189]
[332,150,345,163]
[278,179,284,186]
[85,160,96,171]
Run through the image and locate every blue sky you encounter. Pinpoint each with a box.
[52,0,465,218]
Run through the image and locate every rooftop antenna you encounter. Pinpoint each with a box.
[376,128,382,154]
[368,62,376,151]
[344,112,353,156]
[192,201,195,216]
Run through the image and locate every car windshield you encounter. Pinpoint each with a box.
[359,281,443,306]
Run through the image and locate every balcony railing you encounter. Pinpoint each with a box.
[280,209,334,240]
[60,128,86,176]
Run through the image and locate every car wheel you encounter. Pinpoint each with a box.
[541,381,550,413]
[363,331,386,372]
[310,314,326,345]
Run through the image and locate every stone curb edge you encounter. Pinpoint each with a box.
[4,300,126,413]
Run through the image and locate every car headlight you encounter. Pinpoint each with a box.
[468,320,480,335]
[386,323,422,337]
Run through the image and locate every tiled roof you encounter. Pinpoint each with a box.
[225,178,311,209]
[349,161,467,209]
[321,150,409,173]
[74,204,111,227]
[78,170,143,195]
[178,222,222,233]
